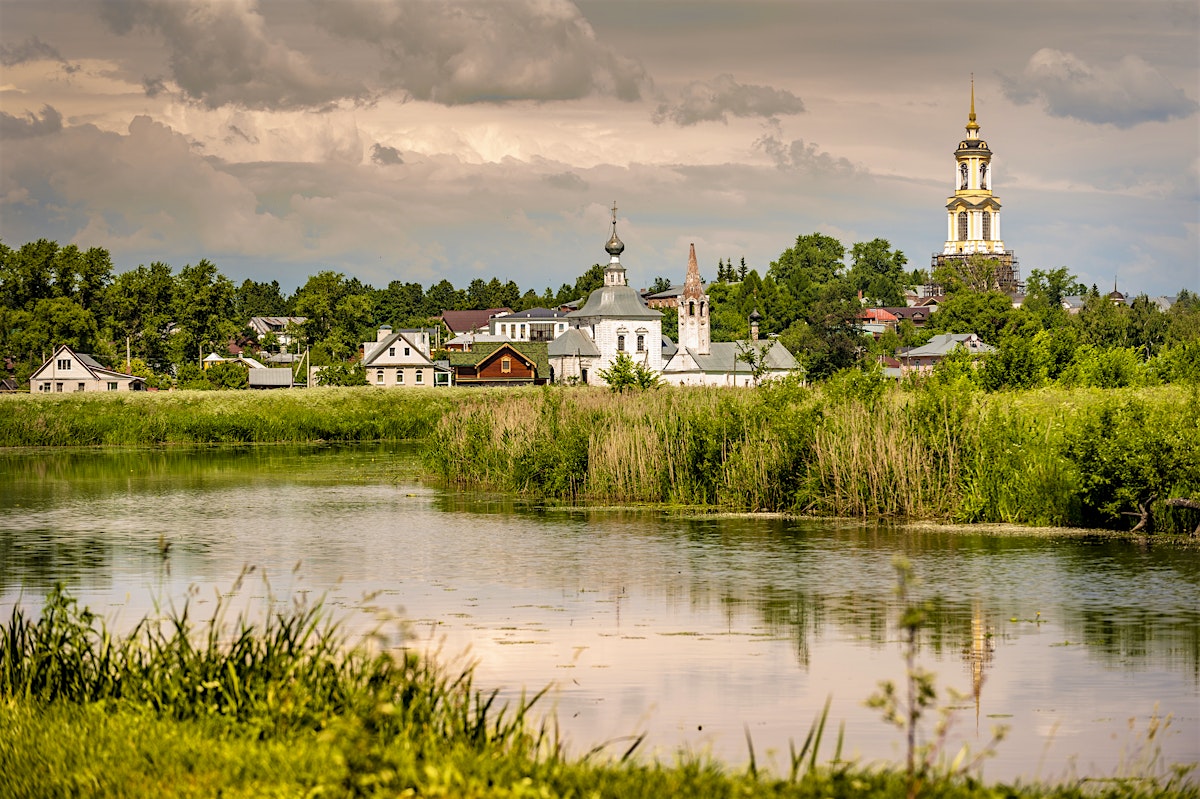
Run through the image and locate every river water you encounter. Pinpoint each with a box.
[1,443,1196,783]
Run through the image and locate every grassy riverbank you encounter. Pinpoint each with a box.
[2,588,1193,799]
[3,381,1199,532]
[0,387,452,446]
[428,379,1200,532]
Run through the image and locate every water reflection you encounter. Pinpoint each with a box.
[0,444,1197,779]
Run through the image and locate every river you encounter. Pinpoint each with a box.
[1,443,1196,783]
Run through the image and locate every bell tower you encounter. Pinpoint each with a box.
[932,78,1021,292]
[678,243,710,355]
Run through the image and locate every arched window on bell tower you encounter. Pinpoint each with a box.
[960,163,968,190]
[958,211,968,241]
[979,163,988,190]
[982,212,991,241]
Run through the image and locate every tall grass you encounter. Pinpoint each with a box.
[0,387,454,446]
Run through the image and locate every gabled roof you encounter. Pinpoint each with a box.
[883,307,930,321]
[363,330,434,366]
[30,344,143,383]
[901,333,994,359]
[668,340,797,374]
[445,341,550,376]
[859,308,898,322]
[440,308,511,334]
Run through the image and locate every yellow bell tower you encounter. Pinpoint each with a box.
[932,78,1021,292]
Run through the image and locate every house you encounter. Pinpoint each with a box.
[897,333,994,374]
[547,328,601,384]
[361,325,451,387]
[202,353,267,370]
[445,341,550,386]
[439,308,511,337]
[857,307,899,338]
[30,345,145,392]
[883,306,932,328]
[490,308,570,342]
[248,316,306,346]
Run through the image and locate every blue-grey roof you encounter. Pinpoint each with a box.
[674,340,797,373]
[548,328,601,358]
[503,307,568,320]
[903,333,994,358]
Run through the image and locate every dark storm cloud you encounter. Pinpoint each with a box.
[542,171,588,192]
[0,35,78,72]
[370,143,403,165]
[652,74,804,126]
[98,0,363,109]
[0,105,64,139]
[313,0,648,104]
[1003,49,1198,128]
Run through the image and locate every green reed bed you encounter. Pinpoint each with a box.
[428,381,1200,532]
[3,586,1193,798]
[0,387,455,446]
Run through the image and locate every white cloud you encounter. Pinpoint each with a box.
[1003,49,1198,128]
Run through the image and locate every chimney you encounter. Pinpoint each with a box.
[377,324,393,342]
[749,309,762,342]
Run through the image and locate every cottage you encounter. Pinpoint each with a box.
[361,326,451,387]
[30,345,145,392]
[897,333,994,374]
[445,342,549,386]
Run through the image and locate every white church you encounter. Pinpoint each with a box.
[548,206,798,387]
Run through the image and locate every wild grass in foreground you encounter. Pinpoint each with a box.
[1,585,1195,798]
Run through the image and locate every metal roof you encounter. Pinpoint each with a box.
[567,285,661,321]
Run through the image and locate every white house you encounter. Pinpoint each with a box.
[361,325,451,387]
[30,345,145,393]
[491,308,571,342]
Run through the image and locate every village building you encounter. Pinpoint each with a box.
[931,79,1021,293]
[445,341,549,386]
[490,308,570,342]
[30,345,145,392]
[248,316,306,346]
[439,308,511,337]
[896,333,994,374]
[559,205,664,386]
[661,245,799,386]
[361,325,451,387]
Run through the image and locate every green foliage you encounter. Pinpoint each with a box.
[205,362,249,390]
[174,363,212,391]
[1058,345,1152,388]
[848,238,908,306]
[317,361,367,387]
[597,352,661,392]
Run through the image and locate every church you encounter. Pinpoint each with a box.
[931,79,1022,292]
[548,205,798,387]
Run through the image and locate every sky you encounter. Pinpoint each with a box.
[1,0,1198,298]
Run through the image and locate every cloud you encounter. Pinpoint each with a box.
[99,0,362,109]
[754,128,856,177]
[1003,49,1198,128]
[652,74,804,126]
[542,171,587,192]
[0,35,79,72]
[370,143,403,165]
[0,105,64,139]
[313,0,647,105]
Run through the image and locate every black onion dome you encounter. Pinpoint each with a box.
[605,229,625,257]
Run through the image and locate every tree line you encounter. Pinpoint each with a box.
[2,235,1197,390]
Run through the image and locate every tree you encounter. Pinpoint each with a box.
[205,361,249,390]
[317,361,367,386]
[597,352,661,392]
[736,341,774,386]
[848,239,907,306]
[927,290,1019,346]
[233,279,288,318]
[649,275,673,294]
[767,233,845,318]
[169,259,238,366]
[105,262,176,371]
[933,254,1007,294]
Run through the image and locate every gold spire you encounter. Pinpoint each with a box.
[966,74,980,132]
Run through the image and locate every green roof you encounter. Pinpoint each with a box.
[441,341,550,377]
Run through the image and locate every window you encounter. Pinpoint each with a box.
[55,382,63,392]
[688,301,695,317]
[389,347,395,357]
[960,162,968,189]
[501,357,512,373]
[107,382,118,391]
[982,211,991,241]
[57,358,71,370]
[957,211,968,241]
[397,369,404,383]
[979,163,988,190]
[415,370,423,384]
[617,335,625,352]
[77,383,85,392]
[404,347,410,356]
[376,370,384,384]
[636,334,645,352]
[40,383,50,392]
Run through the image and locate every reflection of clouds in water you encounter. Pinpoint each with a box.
[0,444,1197,780]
